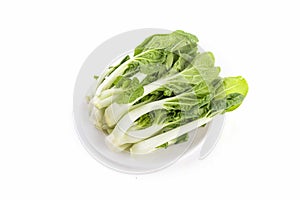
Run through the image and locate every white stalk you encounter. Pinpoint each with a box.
[93,95,117,109]
[105,100,165,147]
[130,117,213,155]
[98,88,122,100]
[115,125,165,146]
[95,50,151,96]
[126,125,164,139]
[104,77,169,127]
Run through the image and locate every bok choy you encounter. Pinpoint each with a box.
[88,30,248,155]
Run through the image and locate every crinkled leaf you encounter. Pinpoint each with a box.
[134,30,198,57]
[115,77,144,104]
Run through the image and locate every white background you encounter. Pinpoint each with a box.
[1,0,299,199]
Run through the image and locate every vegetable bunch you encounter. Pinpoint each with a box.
[88,30,248,154]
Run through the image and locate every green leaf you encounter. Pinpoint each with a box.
[134,30,198,57]
[226,93,245,111]
[223,76,248,96]
[223,76,248,111]
[115,77,144,104]
[190,52,215,69]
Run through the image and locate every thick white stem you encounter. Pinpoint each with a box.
[95,60,131,96]
[130,117,213,155]
[115,125,165,146]
[105,100,165,147]
[98,88,122,100]
[126,125,164,139]
[104,103,131,127]
[104,77,169,127]
[95,50,151,95]
[93,95,116,109]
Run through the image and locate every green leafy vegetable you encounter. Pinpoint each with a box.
[88,30,248,155]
